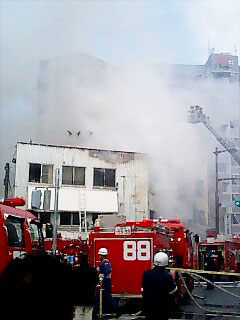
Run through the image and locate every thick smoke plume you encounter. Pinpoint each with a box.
[0,1,239,229]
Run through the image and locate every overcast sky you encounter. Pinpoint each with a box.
[1,0,239,66]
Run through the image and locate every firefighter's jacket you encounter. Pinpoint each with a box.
[99,258,112,292]
[142,267,177,317]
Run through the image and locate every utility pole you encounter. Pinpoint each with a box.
[52,168,60,255]
[213,148,228,234]
[4,163,10,199]
[213,148,220,234]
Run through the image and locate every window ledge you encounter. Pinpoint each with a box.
[28,182,54,187]
[93,186,117,191]
[61,185,86,188]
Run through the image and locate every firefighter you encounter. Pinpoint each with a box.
[0,252,75,320]
[142,252,177,320]
[92,248,118,320]
[73,252,99,320]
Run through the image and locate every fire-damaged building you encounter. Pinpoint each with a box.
[13,142,149,238]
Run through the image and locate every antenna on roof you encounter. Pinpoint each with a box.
[67,130,72,145]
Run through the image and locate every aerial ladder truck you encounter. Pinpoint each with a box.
[188,105,240,234]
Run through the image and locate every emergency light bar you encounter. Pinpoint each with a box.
[0,198,26,207]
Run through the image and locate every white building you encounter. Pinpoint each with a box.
[14,142,149,237]
[217,121,240,235]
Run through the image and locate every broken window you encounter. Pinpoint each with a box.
[29,163,53,184]
[93,168,116,187]
[62,166,85,185]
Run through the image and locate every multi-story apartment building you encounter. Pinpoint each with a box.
[14,142,149,238]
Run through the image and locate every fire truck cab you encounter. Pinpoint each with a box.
[0,198,44,274]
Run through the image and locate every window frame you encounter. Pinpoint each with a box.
[29,163,53,184]
[93,168,116,188]
[62,166,85,186]
[5,216,25,248]
[60,212,80,226]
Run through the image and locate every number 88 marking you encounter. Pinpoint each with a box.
[123,240,150,261]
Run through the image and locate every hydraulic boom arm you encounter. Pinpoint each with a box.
[188,105,240,166]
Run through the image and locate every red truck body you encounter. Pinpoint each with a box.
[196,237,240,273]
[88,219,193,298]
[0,198,44,274]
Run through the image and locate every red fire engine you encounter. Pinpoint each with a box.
[0,198,44,274]
[196,237,240,273]
[88,218,194,299]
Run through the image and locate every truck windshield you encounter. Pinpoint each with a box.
[5,217,25,248]
[29,222,39,242]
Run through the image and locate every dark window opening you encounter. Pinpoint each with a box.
[34,212,50,225]
[105,169,115,187]
[29,163,53,184]
[72,213,80,225]
[5,217,25,248]
[29,163,41,182]
[38,212,51,224]
[93,168,116,187]
[60,212,80,225]
[60,212,71,225]
[94,168,104,186]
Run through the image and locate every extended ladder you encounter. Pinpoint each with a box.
[79,190,87,234]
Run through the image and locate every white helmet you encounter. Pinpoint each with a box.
[98,248,108,255]
[153,252,168,267]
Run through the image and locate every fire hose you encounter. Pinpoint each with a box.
[178,271,240,316]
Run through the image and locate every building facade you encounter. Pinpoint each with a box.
[14,142,148,238]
